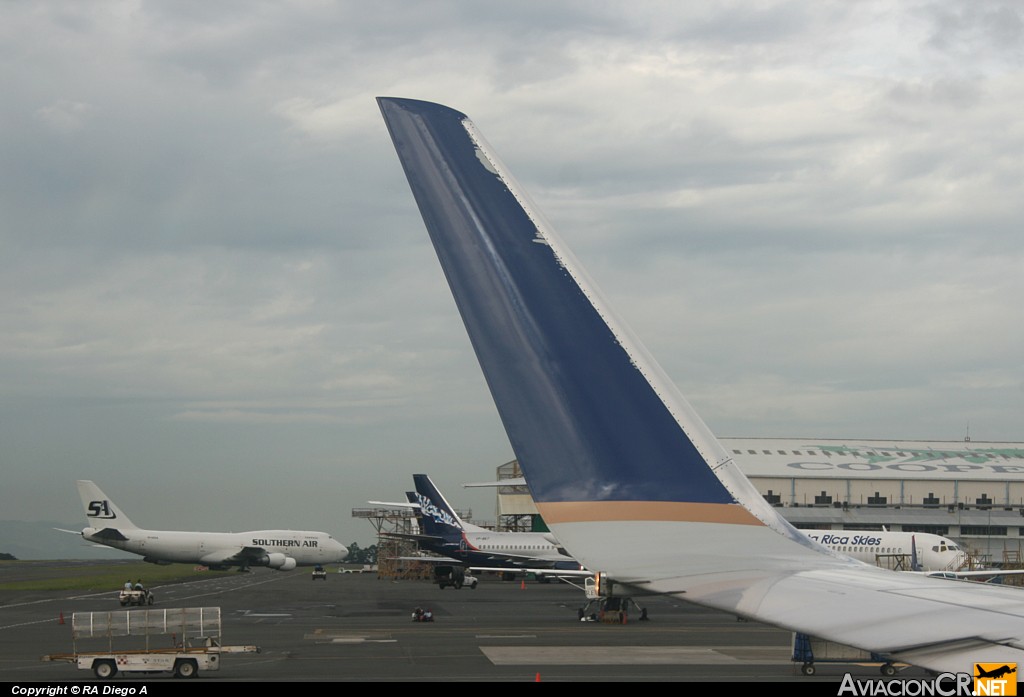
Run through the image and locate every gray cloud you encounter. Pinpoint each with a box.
[1,1,1021,550]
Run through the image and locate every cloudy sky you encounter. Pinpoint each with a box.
[2,1,1022,550]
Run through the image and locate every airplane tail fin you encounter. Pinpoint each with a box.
[378,98,815,579]
[76,480,138,530]
[412,474,486,541]
[378,97,1024,677]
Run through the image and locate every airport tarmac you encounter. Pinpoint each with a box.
[0,564,929,682]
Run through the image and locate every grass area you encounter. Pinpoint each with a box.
[0,560,235,591]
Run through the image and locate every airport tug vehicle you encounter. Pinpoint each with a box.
[44,606,259,679]
[118,587,154,606]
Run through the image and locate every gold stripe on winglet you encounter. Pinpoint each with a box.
[536,501,764,526]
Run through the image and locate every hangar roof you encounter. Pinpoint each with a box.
[721,438,1024,481]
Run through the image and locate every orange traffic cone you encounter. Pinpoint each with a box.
[520,579,526,590]
[535,672,541,682]
[58,611,64,625]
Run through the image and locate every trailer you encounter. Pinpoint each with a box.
[43,607,259,679]
[792,632,901,676]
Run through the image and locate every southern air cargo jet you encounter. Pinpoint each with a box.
[77,480,348,570]
[378,97,1024,673]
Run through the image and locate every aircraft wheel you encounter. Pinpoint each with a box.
[881,664,897,677]
[94,660,117,679]
[801,663,816,676]
[174,659,198,679]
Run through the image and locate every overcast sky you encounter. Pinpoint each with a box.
[2,1,1022,550]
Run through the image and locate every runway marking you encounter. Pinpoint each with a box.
[241,612,293,617]
[0,573,290,631]
[476,634,537,639]
[480,646,792,666]
[166,573,288,603]
[305,630,397,645]
[0,617,64,630]
[0,589,113,610]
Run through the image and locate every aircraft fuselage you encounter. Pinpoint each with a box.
[81,527,348,569]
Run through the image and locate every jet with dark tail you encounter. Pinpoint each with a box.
[410,474,581,572]
[378,96,1024,673]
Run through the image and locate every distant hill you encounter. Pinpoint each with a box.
[0,520,135,560]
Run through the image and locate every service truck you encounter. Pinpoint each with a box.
[43,606,258,679]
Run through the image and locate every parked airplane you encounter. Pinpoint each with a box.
[76,480,348,570]
[799,530,967,572]
[378,97,1024,673]
[410,474,584,574]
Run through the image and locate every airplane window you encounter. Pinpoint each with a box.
[733,450,742,454]
[807,450,817,455]
[763,450,771,455]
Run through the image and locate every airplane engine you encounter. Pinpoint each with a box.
[264,553,297,570]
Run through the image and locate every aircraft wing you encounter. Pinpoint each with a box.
[378,97,1024,674]
[469,565,592,578]
[367,500,421,509]
[386,554,465,564]
[383,555,590,580]
[197,546,275,567]
[468,550,581,568]
[928,570,1024,581]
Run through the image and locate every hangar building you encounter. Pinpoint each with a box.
[491,438,1024,565]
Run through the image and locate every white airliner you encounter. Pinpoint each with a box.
[76,480,348,570]
[379,97,1024,673]
[372,474,587,578]
[410,474,583,572]
[799,530,967,572]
